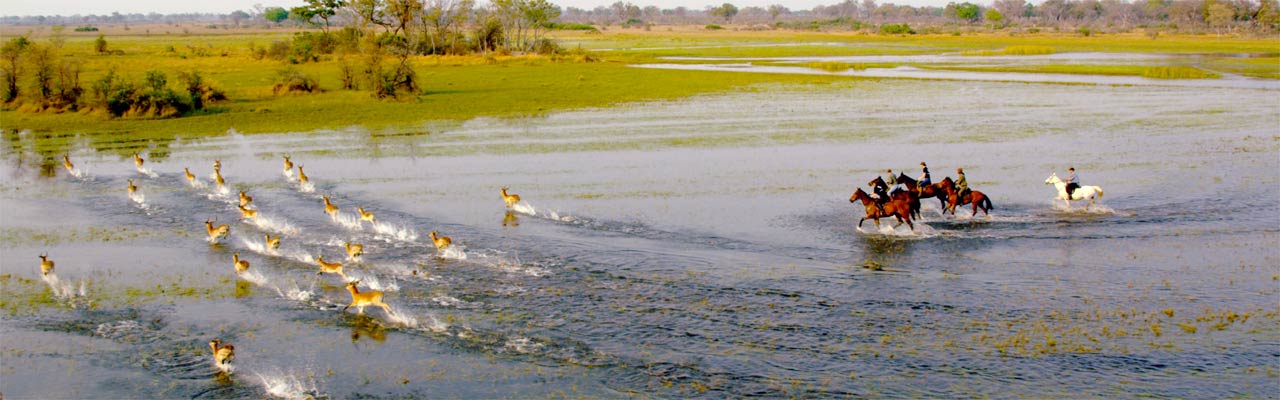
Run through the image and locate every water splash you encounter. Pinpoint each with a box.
[186,178,207,189]
[42,272,89,305]
[254,371,323,400]
[345,271,400,292]
[237,269,269,286]
[436,245,467,260]
[372,221,418,242]
[432,295,465,307]
[330,212,364,231]
[238,236,275,256]
[128,191,147,206]
[299,182,315,193]
[856,221,939,238]
[503,337,546,354]
[512,201,537,216]
[66,167,87,179]
[1052,201,1117,214]
[245,213,300,236]
[282,168,295,180]
[135,166,158,178]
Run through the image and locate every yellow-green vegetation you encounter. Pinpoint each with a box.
[960,45,1057,56]
[805,61,870,72]
[919,64,1221,79]
[1202,56,1280,79]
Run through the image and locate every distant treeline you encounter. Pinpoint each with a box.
[3,0,1277,34]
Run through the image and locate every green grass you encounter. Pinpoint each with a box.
[918,63,1220,79]
[961,45,1057,56]
[1201,56,1280,79]
[805,61,869,72]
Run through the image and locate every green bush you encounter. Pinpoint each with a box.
[879,23,915,34]
[705,24,723,30]
[273,68,321,95]
[73,26,98,32]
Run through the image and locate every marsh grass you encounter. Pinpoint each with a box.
[918,63,1220,79]
[1140,66,1220,79]
[960,45,1056,56]
[805,61,869,72]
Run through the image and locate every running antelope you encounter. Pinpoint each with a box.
[62,155,74,172]
[208,339,235,366]
[39,253,54,276]
[184,167,196,184]
[213,170,226,187]
[212,159,221,172]
[343,280,391,315]
[205,219,230,241]
[357,207,375,223]
[344,242,364,259]
[501,186,521,208]
[322,196,339,216]
[315,255,346,278]
[133,153,144,168]
[237,205,258,220]
[429,230,452,249]
[282,155,293,171]
[127,179,138,196]
[232,252,250,273]
[238,191,253,207]
[297,166,309,184]
[264,234,280,251]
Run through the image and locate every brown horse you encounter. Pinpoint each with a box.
[944,186,995,217]
[850,188,914,231]
[896,173,953,211]
[867,176,921,219]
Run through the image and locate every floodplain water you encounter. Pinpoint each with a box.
[1,70,1278,398]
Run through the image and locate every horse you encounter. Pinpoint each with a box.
[850,188,914,231]
[867,176,921,219]
[943,186,995,217]
[1045,172,1103,210]
[896,173,953,212]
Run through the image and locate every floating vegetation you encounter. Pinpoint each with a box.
[961,45,1056,56]
[1142,66,1219,79]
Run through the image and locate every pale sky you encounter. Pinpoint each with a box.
[0,0,971,17]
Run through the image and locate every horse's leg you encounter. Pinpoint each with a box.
[858,217,866,227]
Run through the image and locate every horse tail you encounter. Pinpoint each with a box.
[982,196,994,211]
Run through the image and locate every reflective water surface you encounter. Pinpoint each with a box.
[2,78,1278,398]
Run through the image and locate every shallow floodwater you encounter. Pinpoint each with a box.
[2,78,1278,398]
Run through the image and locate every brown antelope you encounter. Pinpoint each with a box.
[208,339,235,366]
[39,253,54,276]
[213,170,226,187]
[127,179,138,196]
[429,230,452,249]
[232,252,250,273]
[315,255,346,278]
[343,280,391,315]
[62,155,74,172]
[265,234,280,251]
[184,167,196,184]
[322,196,339,216]
[501,186,521,208]
[238,190,253,207]
[205,219,230,241]
[237,205,257,220]
[133,153,144,168]
[344,242,364,259]
[357,207,375,223]
[297,166,309,184]
[282,155,293,171]
[212,159,221,172]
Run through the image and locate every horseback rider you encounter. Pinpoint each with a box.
[1065,167,1080,198]
[955,167,970,201]
[871,178,889,216]
[918,162,931,196]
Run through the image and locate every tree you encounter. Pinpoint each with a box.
[264,7,290,24]
[1258,0,1280,30]
[711,3,739,23]
[955,2,982,22]
[291,0,345,32]
[992,0,1027,20]
[985,8,1005,24]
[768,4,789,21]
[1,36,31,102]
[1205,1,1235,32]
[230,10,251,26]
[94,34,108,53]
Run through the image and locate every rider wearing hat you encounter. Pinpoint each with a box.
[955,167,970,201]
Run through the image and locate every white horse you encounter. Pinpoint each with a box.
[1045,172,1103,210]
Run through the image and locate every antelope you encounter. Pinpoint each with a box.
[184,167,196,184]
[429,230,452,249]
[212,159,221,173]
[315,255,346,278]
[344,242,364,259]
[208,339,235,366]
[322,196,339,216]
[264,234,280,251]
[237,204,257,220]
[343,280,391,315]
[204,218,230,241]
[133,153,144,168]
[238,191,253,207]
[501,186,521,208]
[232,252,250,273]
[357,207,375,223]
[213,170,226,187]
[297,166,309,184]
[282,155,292,171]
[62,155,74,172]
[39,253,54,276]
[127,179,138,196]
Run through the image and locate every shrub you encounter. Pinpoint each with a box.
[1077,26,1093,36]
[273,68,321,95]
[73,26,99,32]
[544,22,599,33]
[879,23,915,34]
[705,24,723,30]
[530,38,560,55]
[1142,66,1218,79]
[94,35,108,53]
